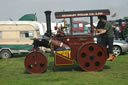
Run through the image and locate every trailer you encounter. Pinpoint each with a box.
[0,21,42,58]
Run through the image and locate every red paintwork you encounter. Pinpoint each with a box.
[121,23,126,32]
[53,34,94,61]
[51,39,69,48]
[63,35,94,59]
[77,43,107,71]
[24,51,47,73]
[53,34,94,66]
[55,54,73,65]
[72,21,85,32]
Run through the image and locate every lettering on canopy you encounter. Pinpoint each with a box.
[55,9,110,18]
[61,12,104,17]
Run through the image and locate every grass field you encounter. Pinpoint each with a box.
[0,53,128,85]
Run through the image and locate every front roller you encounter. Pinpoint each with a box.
[24,51,47,74]
[77,43,108,72]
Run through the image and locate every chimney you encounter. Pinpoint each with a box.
[44,11,52,37]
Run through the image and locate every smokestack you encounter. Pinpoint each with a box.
[44,11,52,37]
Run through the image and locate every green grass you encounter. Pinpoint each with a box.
[0,53,128,85]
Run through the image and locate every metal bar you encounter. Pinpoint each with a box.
[90,16,93,34]
[70,17,73,35]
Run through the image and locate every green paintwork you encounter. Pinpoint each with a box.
[0,44,33,51]
[19,13,37,21]
[123,26,128,38]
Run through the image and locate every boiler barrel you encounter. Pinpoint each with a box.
[51,39,70,49]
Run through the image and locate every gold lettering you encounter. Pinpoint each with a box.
[77,13,88,16]
[56,50,71,59]
[62,14,76,17]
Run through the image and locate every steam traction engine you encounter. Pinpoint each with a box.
[24,9,110,73]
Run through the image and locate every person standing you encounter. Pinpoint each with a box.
[112,25,120,40]
[96,15,115,61]
[96,16,106,44]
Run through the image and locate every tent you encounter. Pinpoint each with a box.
[19,13,37,21]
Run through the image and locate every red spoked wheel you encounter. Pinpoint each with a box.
[24,51,47,74]
[77,43,107,72]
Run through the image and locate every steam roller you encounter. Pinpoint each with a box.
[24,9,113,73]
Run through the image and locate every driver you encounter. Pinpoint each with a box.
[96,15,115,61]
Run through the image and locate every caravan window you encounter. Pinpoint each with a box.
[20,31,34,38]
[0,31,2,38]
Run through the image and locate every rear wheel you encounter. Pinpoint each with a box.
[77,43,108,72]
[0,50,12,59]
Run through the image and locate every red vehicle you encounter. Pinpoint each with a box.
[72,21,87,32]
[111,19,128,39]
[24,9,113,74]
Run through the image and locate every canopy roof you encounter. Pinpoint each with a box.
[55,9,110,18]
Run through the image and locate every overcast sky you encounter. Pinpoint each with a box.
[0,0,128,22]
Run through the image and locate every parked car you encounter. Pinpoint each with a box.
[113,40,128,56]
[94,38,128,56]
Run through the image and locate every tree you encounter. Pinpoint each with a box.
[124,16,128,20]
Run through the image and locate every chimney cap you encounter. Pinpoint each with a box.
[45,11,52,14]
